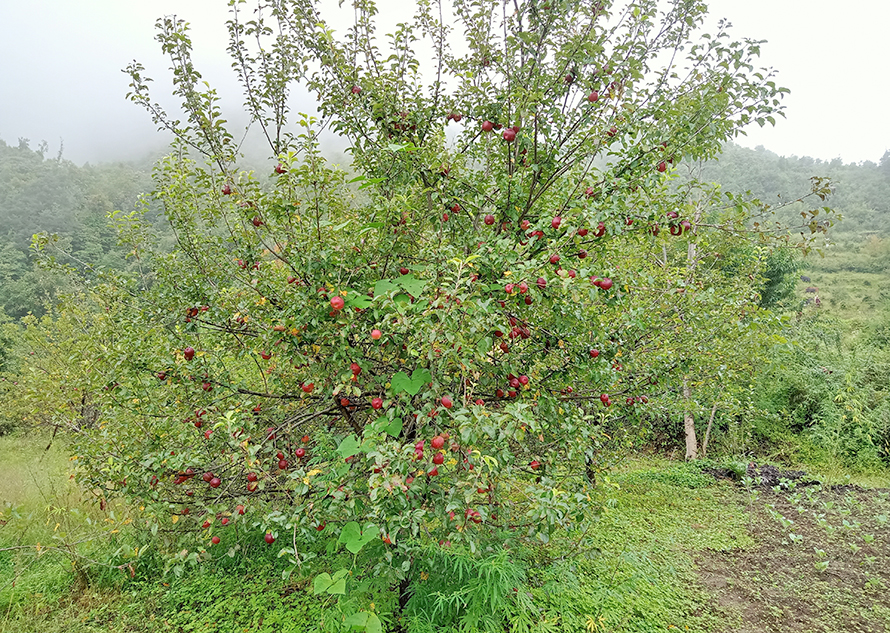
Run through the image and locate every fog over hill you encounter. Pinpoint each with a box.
[1,0,888,166]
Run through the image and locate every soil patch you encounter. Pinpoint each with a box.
[696,483,890,632]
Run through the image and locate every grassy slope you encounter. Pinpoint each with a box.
[5,434,888,633]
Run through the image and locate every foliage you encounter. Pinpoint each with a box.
[6,6,841,632]
[753,309,890,471]
[0,138,152,318]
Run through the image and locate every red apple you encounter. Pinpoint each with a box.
[599,277,613,290]
[441,395,453,409]
[372,397,383,410]
[431,436,445,450]
[184,347,195,361]
[588,91,599,102]
[657,161,667,173]
[530,460,541,470]
[211,536,221,545]
[433,453,444,465]
[551,216,562,229]
[330,296,345,311]
[371,329,382,340]
[246,472,258,482]
[302,383,314,394]
[590,349,600,358]
[209,477,221,488]
[222,184,233,195]
[275,163,286,174]
[295,447,306,459]
[549,254,560,265]
[482,120,494,132]
[264,532,275,544]
[484,214,495,225]
[502,129,516,142]
[351,85,361,94]
[202,472,214,483]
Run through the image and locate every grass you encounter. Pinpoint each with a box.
[1,436,888,632]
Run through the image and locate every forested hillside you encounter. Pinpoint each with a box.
[0,138,154,318]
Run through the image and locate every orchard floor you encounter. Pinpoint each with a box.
[1,435,889,633]
[694,479,890,633]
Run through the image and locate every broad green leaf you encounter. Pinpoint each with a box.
[313,573,333,595]
[337,435,361,458]
[384,417,403,437]
[327,578,346,595]
[344,613,370,627]
[366,613,382,633]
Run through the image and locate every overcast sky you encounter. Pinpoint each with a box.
[1,0,887,165]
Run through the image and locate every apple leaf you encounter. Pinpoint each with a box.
[411,367,432,386]
[336,435,361,459]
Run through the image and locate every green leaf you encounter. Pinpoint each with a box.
[347,295,373,309]
[338,521,378,554]
[344,613,370,627]
[398,274,426,297]
[390,372,413,395]
[374,279,399,297]
[391,368,431,396]
[366,613,382,633]
[313,573,333,595]
[337,435,361,458]
[327,578,347,595]
[384,417,403,437]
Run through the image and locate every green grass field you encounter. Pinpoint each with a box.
[2,433,888,633]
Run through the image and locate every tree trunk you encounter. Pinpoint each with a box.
[683,380,697,460]
[701,401,718,458]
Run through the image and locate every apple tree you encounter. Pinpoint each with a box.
[55,0,828,588]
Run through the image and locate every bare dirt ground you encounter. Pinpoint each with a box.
[696,467,890,632]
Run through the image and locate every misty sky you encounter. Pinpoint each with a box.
[1,0,887,166]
